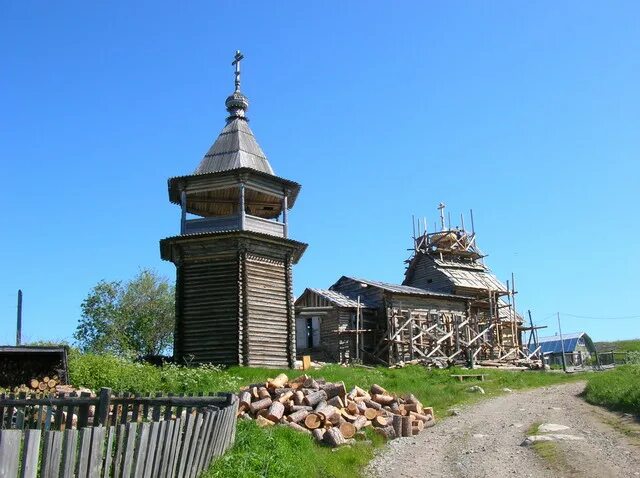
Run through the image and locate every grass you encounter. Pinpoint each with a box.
[583,365,640,414]
[525,422,566,470]
[66,353,586,477]
[594,339,640,353]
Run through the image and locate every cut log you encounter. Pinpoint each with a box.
[239,391,252,411]
[316,405,338,421]
[354,386,370,398]
[326,396,344,408]
[340,410,357,422]
[392,415,403,437]
[323,427,346,447]
[288,422,311,434]
[339,422,356,439]
[266,401,285,422]
[304,390,327,407]
[371,394,395,406]
[293,391,305,405]
[268,373,289,389]
[346,401,359,415]
[374,426,396,440]
[320,382,346,400]
[251,386,259,399]
[303,377,319,389]
[408,411,432,423]
[312,428,325,442]
[364,408,378,420]
[255,416,275,428]
[304,413,323,430]
[412,426,421,435]
[287,409,309,423]
[258,387,271,399]
[38,382,47,391]
[413,420,424,431]
[422,406,434,417]
[423,417,436,429]
[277,391,294,403]
[363,398,382,410]
[352,415,367,430]
[403,403,423,414]
[370,384,387,395]
[401,416,412,437]
[249,397,272,414]
[372,416,388,428]
[290,405,313,412]
[29,379,39,390]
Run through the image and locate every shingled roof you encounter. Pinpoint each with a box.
[194,117,274,175]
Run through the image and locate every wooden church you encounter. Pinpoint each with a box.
[160,52,306,368]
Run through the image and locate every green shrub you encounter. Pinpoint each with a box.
[584,365,640,414]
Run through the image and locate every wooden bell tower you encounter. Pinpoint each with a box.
[160,51,307,368]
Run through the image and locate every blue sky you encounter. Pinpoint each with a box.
[1,1,639,345]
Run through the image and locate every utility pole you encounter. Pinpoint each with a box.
[557,312,567,372]
[16,289,23,346]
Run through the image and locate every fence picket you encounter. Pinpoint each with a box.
[183,412,204,478]
[76,427,93,477]
[22,428,42,478]
[88,426,106,478]
[120,422,138,478]
[102,426,116,478]
[168,418,183,478]
[42,430,64,477]
[133,422,151,477]
[112,424,127,478]
[0,429,21,477]
[142,421,160,478]
[60,429,79,478]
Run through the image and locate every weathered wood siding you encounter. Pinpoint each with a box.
[244,255,291,368]
[402,254,454,293]
[175,254,240,365]
[330,277,385,307]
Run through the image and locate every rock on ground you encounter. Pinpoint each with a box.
[366,381,640,478]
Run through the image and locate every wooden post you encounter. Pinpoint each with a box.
[282,191,288,238]
[557,312,567,372]
[16,289,22,346]
[96,388,112,426]
[355,297,360,362]
[240,183,246,230]
[180,190,187,234]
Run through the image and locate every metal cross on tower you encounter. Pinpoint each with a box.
[438,202,446,231]
[232,50,244,92]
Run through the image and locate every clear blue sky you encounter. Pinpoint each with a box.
[2,1,639,345]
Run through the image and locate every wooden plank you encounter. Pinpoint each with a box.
[21,429,41,478]
[149,420,167,478]
[60,429,79,478]
[102,426,116,478]
[133,422,151,478]
[112,424,127,478]
[96,388,112,427]
[141,421,159,478]
[158,420,175,478]
[76,427,92,478]
[0,429,21,478]
[168,418,183,478]
[77,392,92,429]
[176,413,195,478]
[183,412,203,478]
[193,409,215,476]
[120,422,138,478]
[42,430,64,477]
[87,426,106,478]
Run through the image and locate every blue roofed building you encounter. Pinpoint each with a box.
[532,332,597,367]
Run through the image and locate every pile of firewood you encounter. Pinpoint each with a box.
[236,374,435,447]
[7,375,62,394]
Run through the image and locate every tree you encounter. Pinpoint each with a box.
[74,269,175,357]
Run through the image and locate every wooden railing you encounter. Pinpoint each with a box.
[0,389,238,478]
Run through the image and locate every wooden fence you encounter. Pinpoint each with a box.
[0,389,238,478]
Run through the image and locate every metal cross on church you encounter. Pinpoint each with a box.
[232,50,244,92]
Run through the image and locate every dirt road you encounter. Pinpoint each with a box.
[367,381,640,478]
